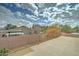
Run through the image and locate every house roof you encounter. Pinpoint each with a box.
[0,29,22,33]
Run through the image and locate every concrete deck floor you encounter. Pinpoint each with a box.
[24,36,79,56]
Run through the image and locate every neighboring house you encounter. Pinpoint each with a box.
[32,24,42,34]
[19,26,32,34]
[0,25,43,37]
[0,29,24,37]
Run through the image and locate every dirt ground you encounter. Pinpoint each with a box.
[24,36,79,56]
[8,47,33,56]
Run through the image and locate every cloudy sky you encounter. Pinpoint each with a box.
[0,3,79,28]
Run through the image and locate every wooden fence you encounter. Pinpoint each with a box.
[0,34,44,49]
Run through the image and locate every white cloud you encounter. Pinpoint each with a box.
[0,3,79,28]
[15,3,21,7]
[0,5,32,27]
[34,9,39,16]
[74,4,79,10]
[14,11,22,16]
[56,3,63,6]
[0,5,14,16]
[30,3,38,10]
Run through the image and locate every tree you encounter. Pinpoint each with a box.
[45,28,61,39]
[20,26,26,28]
[61,25,72,33]
[5,24,17,30]
[41,26,48,33]
[73,25,79,32]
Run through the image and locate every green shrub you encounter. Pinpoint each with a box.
[61,25,72,33]
[0,48,9,56]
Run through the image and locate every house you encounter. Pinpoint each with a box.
[31,24,42,34]
[0,24,43,37]
[0,29,24,37]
